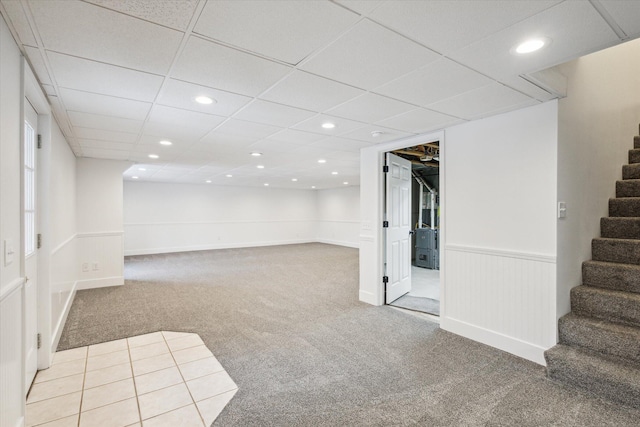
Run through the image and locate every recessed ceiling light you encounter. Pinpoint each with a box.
[331,171,338,175]
[148,154,159,159]
[257,165,265,169]
[159,140,172,146]
[318,159,326,164]
[251,152,262,157]
[138,168,146,171]
[321,122,336,129]
[206,180,212,183]
[195,95,215,105]
[292,178,298,182]
[311,186,316,189]
[225,174,233,178]
[513,38,549,54]
[371,131,384,138]
[264,183,269,186]
[343,181,349,185]
[132,176,139,179]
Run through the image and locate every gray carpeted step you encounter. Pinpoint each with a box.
[630,149,640,164]
[558,313,640,363]
[635,135,640,149]
[616,179,640,198]
[582,260,640,293]
[623,164,640,179]
[545,344,640,409]
[592,238,640,264]
[600,217,640,239]
[571,285,640,327]
[609,197,640,217]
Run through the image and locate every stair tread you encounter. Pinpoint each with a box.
[572,285,640,327]
[546,344,640,382]
[584,259,640,269]
[561,312,640,344]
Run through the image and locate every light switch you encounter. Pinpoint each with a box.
[558,202,567,219]
[4,239,15,266]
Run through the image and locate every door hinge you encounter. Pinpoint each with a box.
[37,333,42,349]
[37,234,42,249]
[383,165,389,173]
[383,221,389,228]
[37,134,42,149]
[382,276,389,284]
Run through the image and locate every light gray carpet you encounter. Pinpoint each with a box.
[59,243,640,426]
[390,294,440,316]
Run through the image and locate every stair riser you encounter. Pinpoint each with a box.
[571,287,640,327]
[545,350,640,409]
[623,164,640,180]
[616,180,640,198]
[558,316,640,363]
[635,135,640,149]
[601,218,640,239]
[592,239,640,265]
[630,149,640,164]
[582,262,640,294]
[609,198,640,217]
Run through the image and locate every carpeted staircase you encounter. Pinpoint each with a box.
[545,125,640,409]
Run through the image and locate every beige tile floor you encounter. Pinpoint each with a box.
[26,331,238,427]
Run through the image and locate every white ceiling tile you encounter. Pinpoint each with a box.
[300,19,440,90]
[599,1,640,38]
[194,0,359,65]
[68,111,144,134]
[234,100,316,128]
[203,118,283,141]
[376,108,462,134]
[426,83,536,120]
[374,58,493,106]
[172,36,292,97]
[334,1,386,16]
[30,0,182,74]
[369,0,563,54]
[500,75,559,102]
[148,105,225,129]
[47,51,164,102]
[340,124,413,143]
[157,79,252,116]
[326,93,416,123]
[260,71,364,112]
[80,147,131,160]
[85,0,199,31]
[311,137,372,153]
[24,46,52,85]
[265,129,326,145]
[292,114,366,136]
[449,1,618,81]
[59,87,152,120]
[40,84,56,97]
[74,127,138,143]
[1,0,37,45]
[78,139,135,151]
[248,139,303,154]
[142,120,220,143]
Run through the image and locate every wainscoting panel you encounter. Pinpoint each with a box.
[124,220,317,256]
[50,234,77,352]
[1,279,25,427]
[316,220,360,248]
[76,232,124,289]
[441,245,557,365]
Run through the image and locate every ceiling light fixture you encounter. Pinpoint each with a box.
[312,186,316,189]
[318,159,326,164]
[251,152,262,157]
[195,95,215,105]
[132,176,139,179]
[148,154,159,159]
[343,181,349,185]
[331,171,338,175]
[371,131,384,138]
[159,140,172,146]
[322,122,336,129]
[292,178,298,182]
[513,37,549,54]
[226,174,233,178]
[138,168,146,171]
[206,180,212,183]
[264,183,269,186]
[257,165,265,169]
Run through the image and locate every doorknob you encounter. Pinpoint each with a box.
[25,276,29,282]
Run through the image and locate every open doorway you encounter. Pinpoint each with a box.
[385,142,441,316]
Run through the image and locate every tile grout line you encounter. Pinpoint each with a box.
[127,336,144,427]
[77,347,88,427]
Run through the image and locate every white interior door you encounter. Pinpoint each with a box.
[24,100,38,392]
[385,153,412,304]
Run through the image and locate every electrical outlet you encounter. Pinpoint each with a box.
[92,263,99,271]
[82,263,89,272]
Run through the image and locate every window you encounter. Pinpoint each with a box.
[24,119,35,256]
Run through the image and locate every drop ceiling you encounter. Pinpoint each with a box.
[1,0,639,189]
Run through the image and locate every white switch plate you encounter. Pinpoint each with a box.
[4,239,14,266]
[558,201,567,219]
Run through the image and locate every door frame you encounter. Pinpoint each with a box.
[23,58,53,370]
[359,130,445,314]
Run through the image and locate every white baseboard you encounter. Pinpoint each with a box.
[440,316,548,366]
[124,239,317,256]
[359,289,380,306]
[316,238,359,248]
[51,282,77,354]
[76,276,124,290]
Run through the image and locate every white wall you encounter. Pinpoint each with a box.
[124,182,319,255]
[316,186,360,248]
[442,101,559,364]
[76,158,130,289]
[0,13,26,427]
[557,39,640,321]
